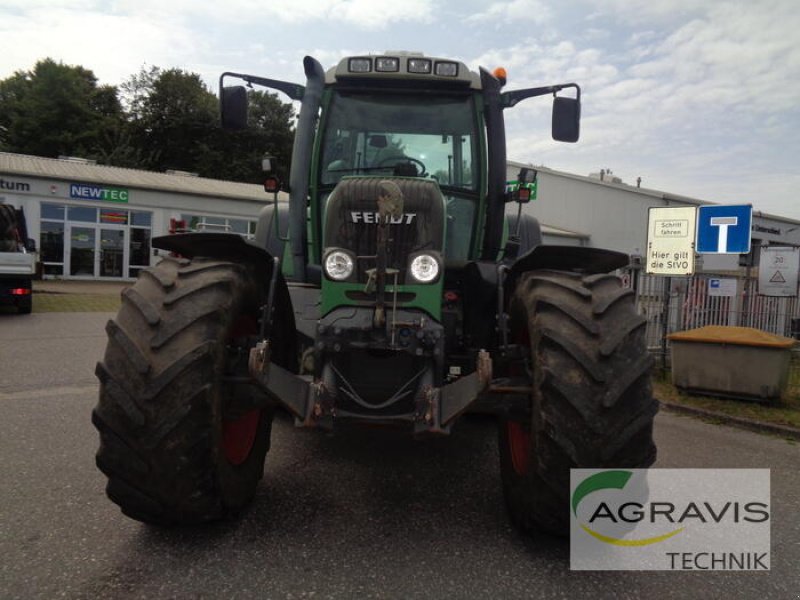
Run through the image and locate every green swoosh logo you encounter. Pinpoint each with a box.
[572,470,633,516]
[572,470,683,546]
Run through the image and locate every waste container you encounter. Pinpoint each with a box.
[667,326,796,401]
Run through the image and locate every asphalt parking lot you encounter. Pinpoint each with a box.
[1,310,799,599]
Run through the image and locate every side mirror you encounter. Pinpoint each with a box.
[552,96,580,143]
[221,86,248,130]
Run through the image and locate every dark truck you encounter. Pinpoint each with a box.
[0,203,35,314]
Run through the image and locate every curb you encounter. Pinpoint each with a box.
[658,400,800,441]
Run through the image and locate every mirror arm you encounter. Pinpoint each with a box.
[501,83,580,109]
[220,72,305,101]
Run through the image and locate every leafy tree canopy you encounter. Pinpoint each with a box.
[0,59,296,183]
[0,58,123,158]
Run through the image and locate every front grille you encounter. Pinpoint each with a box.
[324,177,445,284]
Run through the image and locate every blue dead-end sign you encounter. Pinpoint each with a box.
[696,205,752,254]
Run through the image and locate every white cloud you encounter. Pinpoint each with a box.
[625,3,800,116]
[585,0,711,25]
[111,0,436,29]
[0,8,199,84]
[474,1,800,219]
[466,0,551,24]
[0,0,96,7]
[471,41,617,92]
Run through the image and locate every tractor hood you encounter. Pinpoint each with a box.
[323,177,445,286]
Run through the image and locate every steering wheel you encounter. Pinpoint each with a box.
[376,156,428,177]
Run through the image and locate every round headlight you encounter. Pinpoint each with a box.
[409,254,440,283]
[325,250,354,281]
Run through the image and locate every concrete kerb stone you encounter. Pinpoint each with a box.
[658,399,800,441]
[34,280,131,296]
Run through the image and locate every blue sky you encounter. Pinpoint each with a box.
[2,0,799,219]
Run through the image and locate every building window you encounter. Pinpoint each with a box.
[67,206,98,222]
[229,219,249,235]
[41,203,65,220]
[131,211,152,227]
[181,214,257,239]
[39,202,152,279]
[100,209,129,225]
[129,228,151,279]
[40,220,64,276]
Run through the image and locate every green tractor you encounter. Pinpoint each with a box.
[93,53,657,534]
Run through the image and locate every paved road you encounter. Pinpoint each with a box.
[1,313,799,599]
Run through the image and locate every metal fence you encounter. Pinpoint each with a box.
[624,269,800,395]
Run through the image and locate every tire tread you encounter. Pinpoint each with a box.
[93,257,277,525]
[499,270,657,535]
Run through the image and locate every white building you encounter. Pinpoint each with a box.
[2,152,799,281]
[506,161,800,271]
[0,153,283,280]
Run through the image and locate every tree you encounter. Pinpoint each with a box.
[121,67,219,174]
[210,89,295,184]
[119,67,297,182]
[0,58,124,158]
[0,59,296,183]
[119,64,161,121]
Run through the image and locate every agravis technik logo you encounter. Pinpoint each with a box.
[570,469,770,571]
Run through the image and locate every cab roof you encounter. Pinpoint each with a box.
[326,52,481,89]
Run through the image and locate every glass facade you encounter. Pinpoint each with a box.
[39,204,255,279]
[40,203,153,279]
[40,220,65,276]
[181,214,257,239]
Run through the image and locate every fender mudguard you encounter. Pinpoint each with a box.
[153,232,296,343]
[504,244,630,298]
[154,232,278,279]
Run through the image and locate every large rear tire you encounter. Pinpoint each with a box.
[93,256,294,525]
[499,270,657,535]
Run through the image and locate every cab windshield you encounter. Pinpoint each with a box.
[319,91,481,261]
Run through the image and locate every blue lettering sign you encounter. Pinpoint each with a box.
[69,183,129,203]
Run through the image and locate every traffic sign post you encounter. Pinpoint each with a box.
[759,246,799,297]
[696,205,753,254]
[646,206,697,276]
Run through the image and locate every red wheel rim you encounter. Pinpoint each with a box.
[507,420,530,476]
[222,409,261,466]
[221,315,260,466]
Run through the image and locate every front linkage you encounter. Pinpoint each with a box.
[248,316,492,435]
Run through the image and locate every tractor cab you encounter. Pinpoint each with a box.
[313,57,484,325]
[316,86,480,265]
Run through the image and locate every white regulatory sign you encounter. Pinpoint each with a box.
[759,246,799,297]
[708,278,737,297]
[646,207,697,276]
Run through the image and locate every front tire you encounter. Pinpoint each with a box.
[499,270,657,535]
[93,256,293,525]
